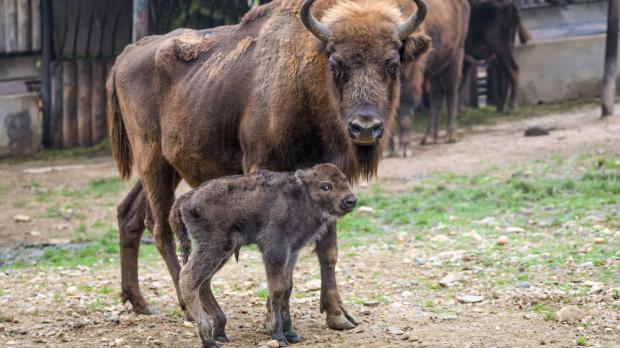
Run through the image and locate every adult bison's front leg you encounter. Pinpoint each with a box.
[316,223,358,330]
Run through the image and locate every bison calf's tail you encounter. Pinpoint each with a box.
[106,68,133,180]
[170,194,192,264]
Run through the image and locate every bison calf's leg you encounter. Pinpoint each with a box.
[180,247,230,348]
[117,181,156,314]
[264,253,294,347]
[316,224,357,330]
[281,253,301,343]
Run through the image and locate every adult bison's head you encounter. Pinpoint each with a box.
[301,0,430,146]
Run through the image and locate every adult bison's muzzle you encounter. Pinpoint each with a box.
[348,111,385,146]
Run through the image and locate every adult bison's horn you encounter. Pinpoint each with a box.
[300,0,330,43]
[398,0,428,40]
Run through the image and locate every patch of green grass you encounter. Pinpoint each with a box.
[412,99,596,134]
[87,298,108,312]
[97,286,114,295]
[12,200,27,209]
[1,140,111,164]
[46,206,62,218]
[255,288,269,299]
[533,303,556,321]
[2,227,159,271]
[78,284,94,293]
[576,336,587,346]
[166,307,185,318]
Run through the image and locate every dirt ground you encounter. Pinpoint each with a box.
[1,103,619,347]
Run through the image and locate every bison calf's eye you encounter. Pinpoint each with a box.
[320,183,332,192]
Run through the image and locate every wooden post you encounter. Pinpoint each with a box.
[0,3,5,53]
[62,60,78,147]
[77,60,92,146]
[91,60,107,144]
[132,0,149,42]
[30,0,41,51]
[16,0,30,51]
[41,0,54,147]
[4,0,18,53]
[50,62,63,147]
[602,0,620,117]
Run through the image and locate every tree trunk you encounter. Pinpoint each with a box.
[77,60,93,147]
[62,60,78,147]
[91,60,107,144]
[50,62,64,148]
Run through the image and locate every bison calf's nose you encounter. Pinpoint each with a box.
[348,112,384,145]
[341,194,357,212]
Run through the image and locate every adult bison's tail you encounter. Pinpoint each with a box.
[106,68,133,180]
[169,193,192,264]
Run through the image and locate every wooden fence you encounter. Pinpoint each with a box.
[41,0,132,148]
[0,0,41,55]
[41,0,269,149]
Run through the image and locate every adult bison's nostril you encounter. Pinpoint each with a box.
[348,112,385,145]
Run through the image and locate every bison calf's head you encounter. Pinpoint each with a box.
[297,164,356,217]
[301,0,430,146]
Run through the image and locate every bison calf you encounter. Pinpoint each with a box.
[170,164,356,347]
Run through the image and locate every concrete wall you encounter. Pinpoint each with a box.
[515,34,619,105]
[0,93,41,158]
[513,1,615,105]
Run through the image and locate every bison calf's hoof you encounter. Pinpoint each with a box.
[285,330,301,343]
[214,335,229,343]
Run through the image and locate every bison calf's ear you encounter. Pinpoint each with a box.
[401,34,431,64]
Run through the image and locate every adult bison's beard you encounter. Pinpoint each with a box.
[355,145,381,181]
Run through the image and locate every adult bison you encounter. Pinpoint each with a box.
[389,0,469,155]
[107,0,430,331]
[465,0,530,112]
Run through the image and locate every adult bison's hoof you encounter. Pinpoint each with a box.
[326,311,357,330]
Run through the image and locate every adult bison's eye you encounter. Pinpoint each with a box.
[329,58,348,82]
[386,60,400,76]
[320,183,332,192]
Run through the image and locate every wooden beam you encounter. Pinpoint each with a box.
[41,0,54,147]
[602,0,619,117]
[31,0,41,51]
[132,0,149,42]
[16,0,31,52]
[5,0,18,53]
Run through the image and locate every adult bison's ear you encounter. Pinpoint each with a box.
[401,34,431,65]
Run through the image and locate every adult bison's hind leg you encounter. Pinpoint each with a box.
[118,181,158,314]
[316,223,358,330]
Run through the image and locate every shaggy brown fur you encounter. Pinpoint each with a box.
[170,164,355,347]
[388,0,470,155]
[465,0,530,112]
[107,0,430,330]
